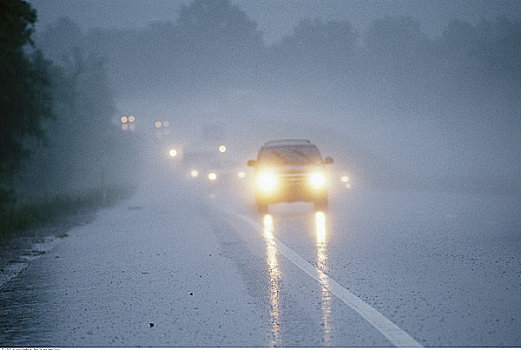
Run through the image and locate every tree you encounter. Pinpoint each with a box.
[177,0,261,45]
[35,16,83,65]
[0,0,53,203]
[271,18,358,81]
[174,0,264,94]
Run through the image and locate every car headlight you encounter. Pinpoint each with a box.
[309,172,326,189]
[256,170,278,192]
[208,172,217,181]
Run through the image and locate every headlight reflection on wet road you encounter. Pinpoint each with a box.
[261,212,333,346]
[263,214,282,347]
[241,209,420,348]
[315,211,333,345]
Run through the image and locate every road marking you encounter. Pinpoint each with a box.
[227,211,423,348]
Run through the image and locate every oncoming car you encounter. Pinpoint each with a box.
[182,145,217,182]
[182,143,243,185]
[247,139,333,213]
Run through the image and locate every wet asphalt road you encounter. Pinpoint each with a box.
[1,172,520,347]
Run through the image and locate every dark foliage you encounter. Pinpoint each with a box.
[0,0,53,204]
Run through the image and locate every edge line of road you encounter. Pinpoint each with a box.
[225,210,423,348]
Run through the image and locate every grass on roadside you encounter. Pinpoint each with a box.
[0,186,135,241]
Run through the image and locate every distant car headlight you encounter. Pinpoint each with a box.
[256,170,278,192]
[208,172,217,181]
[190,170,199,178]
[309,172,326,189]
[168,148,178,157]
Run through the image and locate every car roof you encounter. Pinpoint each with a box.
[262,139,313,147]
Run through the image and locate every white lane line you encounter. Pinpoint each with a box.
[227,211,423,348]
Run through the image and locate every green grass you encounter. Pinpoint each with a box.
[0,186,135,240]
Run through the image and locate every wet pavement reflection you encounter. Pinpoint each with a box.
[263,214,282,346]
[261,211,334,346]
[315,211,333,346]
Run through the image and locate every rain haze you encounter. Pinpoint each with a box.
[1,0,520,347]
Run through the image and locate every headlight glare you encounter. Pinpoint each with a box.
[256,170,278,192]
[309,172,326,189]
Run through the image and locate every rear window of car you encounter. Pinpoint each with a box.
[258,145,322,165]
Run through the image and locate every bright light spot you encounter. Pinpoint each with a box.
[168,148,178,157]
[314,210,330,342]
[345,183,352,189]
[154,121,162,129]
[163,120,170,127]
[128,115,135,123]
[262,213,281,346]
[218,145,227,153]
[120,116,128,124]
[309,172,326,189]
[208,172,217,181]
[315,211,326,245]
[257,170,278,192]
[237,171,246,179]
[340,175,349,183]
[263,214,274,239]
[190,170,199,178]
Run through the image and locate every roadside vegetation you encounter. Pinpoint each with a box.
[1,0,139,240]
[0,186,134,241]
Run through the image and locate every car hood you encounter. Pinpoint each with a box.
[274,164,323,174]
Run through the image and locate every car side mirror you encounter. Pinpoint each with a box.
[247,159,257,167]
[324,157,334,164]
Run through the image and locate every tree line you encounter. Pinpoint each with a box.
[1,0,131,205]
[35,0,521,122]
[34,0,521,190]
[2,0,520,203]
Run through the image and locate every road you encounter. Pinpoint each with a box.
[1,167,520,347]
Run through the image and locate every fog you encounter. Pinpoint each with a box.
[21,0,521,197]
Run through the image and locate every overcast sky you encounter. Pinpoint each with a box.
[30,0,521,44]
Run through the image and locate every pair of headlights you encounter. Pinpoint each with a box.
[256,170,326,192]
[190,170,217,181]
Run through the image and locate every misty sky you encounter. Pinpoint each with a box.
[30,0,521,44]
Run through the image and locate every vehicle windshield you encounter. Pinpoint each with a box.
[259,145,322,165]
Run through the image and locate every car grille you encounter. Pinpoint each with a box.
[279,173,308,184]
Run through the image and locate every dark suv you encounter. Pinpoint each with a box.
[247,139,333,213]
